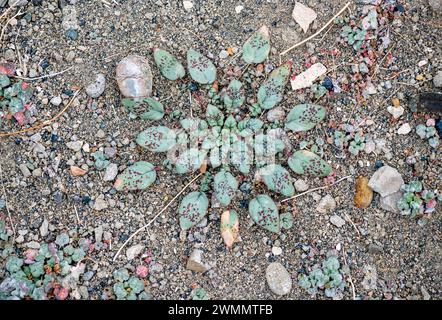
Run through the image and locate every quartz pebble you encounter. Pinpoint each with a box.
[266,262,292,296]
[116,55,153,99]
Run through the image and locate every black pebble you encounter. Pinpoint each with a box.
[322,77,334,90]
[374,160,383,169]
[81,195,91,205]
[40,58,50,70]
[436,119,442,138]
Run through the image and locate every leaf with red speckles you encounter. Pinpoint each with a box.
[248,195,279,233]
[285,104,326,132]
[214,169,238,206]
[257,61,292,110]
[136,126,176,152]
[242,25,270,64]
[114,161,156,191]
[187,49,216,84]
[13,111,25,125]
[260,164,294,197]
[179,191,209,230]
[154,48,185,81]
[288,150,331,177]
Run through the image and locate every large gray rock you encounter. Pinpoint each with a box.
[116,55,153,99]
[266,262,292,296]
[368,165,404,197]
[186,249,209,273]
[380,191,403,213]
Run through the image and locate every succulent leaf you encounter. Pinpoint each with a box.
[140,98,165,121]
[153,48,185,80]
[220,210,239,248]
[178,191,209,230]
[260,164,294,197]
[224,79,245,108]
[288,150,332,177]
[187,49,216,84]
[248,195,280,233]
[242,25,271,64]
[175,148,206,174]
[136,126,176,152]
[114,161,156,191]
[257,61,292,110]
[214,170,238,206]
[285,104,326,132]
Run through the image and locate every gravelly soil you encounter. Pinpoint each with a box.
[0,0,441,300]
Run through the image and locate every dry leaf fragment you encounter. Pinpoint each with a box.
[290,63,327,90]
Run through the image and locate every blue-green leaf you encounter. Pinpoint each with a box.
[257,61,292,109]
[248,195,280,233]
[153,48,185,80]
[285,104,326,132]
[187,49,216,84]
[136,126,176,152]
[140,98,165,121]
[179,191,209,230]
[224,79,245,108]
[260,164,294,197]
[206,104,224,126]
[114,161,156,191]
[231,140,253,174]
[288,150,332,177]
[242,25,271,64]
[175,148,206,174]
[214,170,238,206]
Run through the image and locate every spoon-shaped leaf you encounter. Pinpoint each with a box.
[242,25,271,64]
[249,195,280,233]
[154,48,185,80]
[179,191,209,230]
[136,126,176,152]
[114,161,156,191]
[224,79,245,108]
[214,170,238,206]
[260,164,295,197]
[288,150,332,177]
[220,210,239,248]
[231,140,253,174]
[257,60,292,109]
[187,49,217,84]
[206,104,224,126]
[285,104,326,132]
[175,148,206,174]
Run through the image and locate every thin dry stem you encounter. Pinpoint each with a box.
[0,89,81,138]
[342,245,356,300]
[280,175,352,203]
[112,172,203,262]
[280,2,351,56]
[13,66,74,81]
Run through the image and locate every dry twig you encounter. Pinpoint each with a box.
[13,66,74,81]
[0,0,21,21]
[280,2,351,56]
[112,172,204,262]
[0,89,81,138]
[280,175,352,203]
[342,245,356,300]
[0,9,24,43]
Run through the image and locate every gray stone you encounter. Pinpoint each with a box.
[103,163,118,182]
[266,262,292,296]
[379,191,402,213]
[39,219,49,237]
[294,179,309,192]
[26,241,40,249]
[330,215,346,228]
[93,196,108,211]
[316,194,336,213]
[368,243,383,255]
[433,70,442,88]
[50,96,62,106]
[361,264,378,290]
[126,244,144,260]
[186,249,209,273]
[66,141,83,152]
[19,164,31,177]
[94,225,103,243]
[368,165,404,197]
[86,73,106,98]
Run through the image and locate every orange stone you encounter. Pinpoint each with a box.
[354,176,373,209]
[391,97,400,107]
